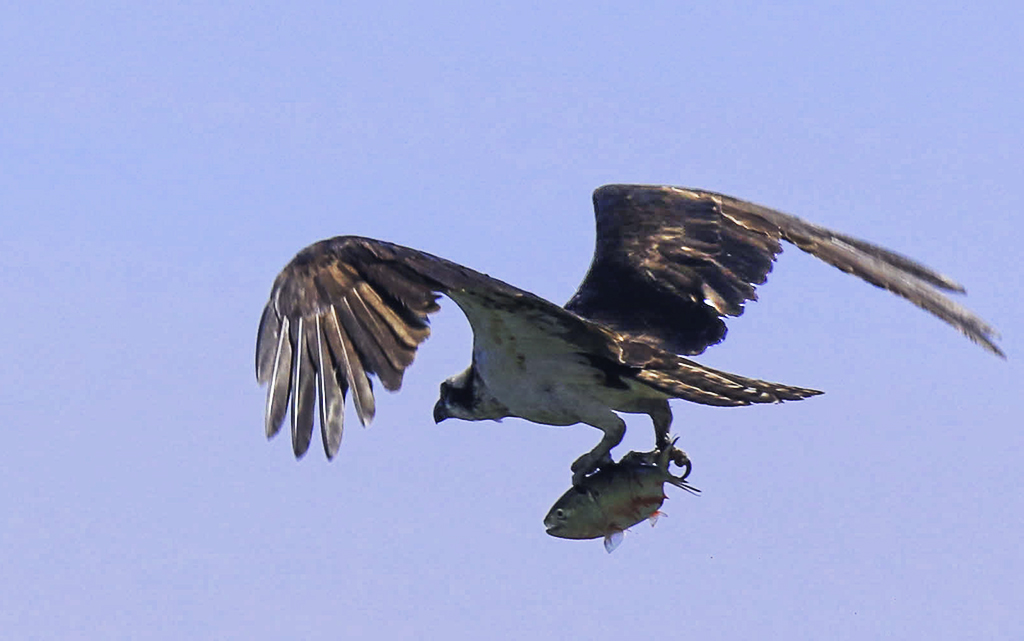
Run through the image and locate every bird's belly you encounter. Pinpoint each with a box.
[454,295,620,426]
[473,348,606,426]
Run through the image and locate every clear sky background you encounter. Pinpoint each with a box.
[2,2,1021,639]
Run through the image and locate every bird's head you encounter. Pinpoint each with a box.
[433,366,508,423]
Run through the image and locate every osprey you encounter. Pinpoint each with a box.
[255,185,1002,483]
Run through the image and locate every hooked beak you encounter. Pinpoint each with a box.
[432,400,449,424]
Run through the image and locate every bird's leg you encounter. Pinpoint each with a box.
[649,400,673,450]
[648,401,691,476]
[571,415,625,485]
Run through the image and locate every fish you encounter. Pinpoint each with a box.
[543,439,699,552]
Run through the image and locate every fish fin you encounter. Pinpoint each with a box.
[648,510,666,527]
[604,531,625,553]
[667,476,702,496]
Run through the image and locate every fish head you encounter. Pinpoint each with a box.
[543,485,607,540]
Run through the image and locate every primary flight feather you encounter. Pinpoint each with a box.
[255,185,1002,483]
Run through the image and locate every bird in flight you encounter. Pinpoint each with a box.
[255,184,1002,483]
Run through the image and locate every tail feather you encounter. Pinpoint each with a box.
[635,354,823,407]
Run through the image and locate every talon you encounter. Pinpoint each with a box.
[671,448,692,480]
[571,450,613,485]
[671,447,689,467]
[571,453,597,485]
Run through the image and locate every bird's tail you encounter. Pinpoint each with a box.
[634,354,823,407]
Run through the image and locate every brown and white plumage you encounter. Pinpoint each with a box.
[255,184,1001,478]
[567,185,1002,356]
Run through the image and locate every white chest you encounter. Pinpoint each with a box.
[452,296,608,426]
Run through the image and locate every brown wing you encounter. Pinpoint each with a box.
[565,184,1003,357]
[255,236,615,459]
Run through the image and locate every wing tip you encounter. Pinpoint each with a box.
[973,332,1006,359]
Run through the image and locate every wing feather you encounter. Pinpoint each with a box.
[290,318,317,458]
[347,288,413,374]
[567,184,1002,357]
[334,296,403,391]
[322,304,374,426]
[361,262,441,317]
[354,281,425,354]
[255,303,280,384]
[263,315,292,439]
[314,316,345,458]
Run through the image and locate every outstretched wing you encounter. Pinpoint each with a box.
[255,236,622,460]
[257,237,512,458]
[566,184,1003,357]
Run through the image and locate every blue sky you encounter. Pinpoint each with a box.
[2,2,1021,639]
